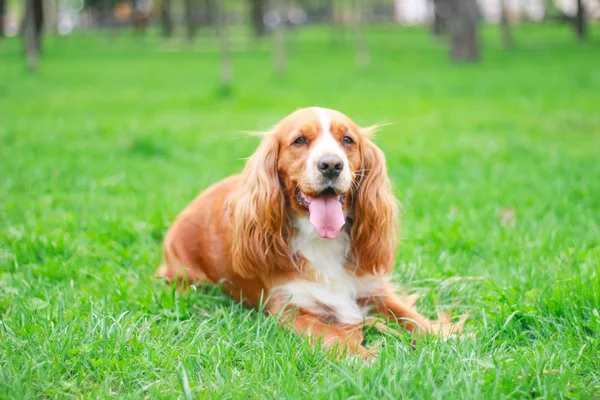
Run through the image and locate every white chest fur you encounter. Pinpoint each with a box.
[274,218,384,325]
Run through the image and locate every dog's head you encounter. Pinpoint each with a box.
[276,107,362,239]
[230,107,398,278]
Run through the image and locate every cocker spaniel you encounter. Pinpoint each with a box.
[157,107,463,358]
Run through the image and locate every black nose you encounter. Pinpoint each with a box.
[317,156,344,179]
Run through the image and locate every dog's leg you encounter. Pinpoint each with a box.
[279,310,371,359]
[371,287,465,336]
[372,292,433,334]
[155,263,205,284]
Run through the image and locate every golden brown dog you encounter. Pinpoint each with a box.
[157,107,462,358]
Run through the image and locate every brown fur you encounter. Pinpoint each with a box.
[157,108,464,358]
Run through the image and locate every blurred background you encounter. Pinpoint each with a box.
[2,0,598,73]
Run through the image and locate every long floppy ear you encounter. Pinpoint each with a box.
[229,134,289,279]
[351,133,399,275]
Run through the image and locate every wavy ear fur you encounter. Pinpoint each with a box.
[351,134,399,275]
[230,134,289,279]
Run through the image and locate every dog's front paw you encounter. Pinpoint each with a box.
[429,312,471,339]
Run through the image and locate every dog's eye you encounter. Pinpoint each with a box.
[293,136,308,145]
[342,136,355,145]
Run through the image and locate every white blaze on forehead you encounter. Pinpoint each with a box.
[307,107,351,189]
[313,107,332,135]
[311,107,346,159]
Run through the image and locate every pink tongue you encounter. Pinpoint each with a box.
[308,194,345,239]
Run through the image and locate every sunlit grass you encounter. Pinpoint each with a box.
[1,25,599,398]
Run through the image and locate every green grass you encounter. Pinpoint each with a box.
[1,25,599,399]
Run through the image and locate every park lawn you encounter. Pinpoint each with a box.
[1,25,599,399]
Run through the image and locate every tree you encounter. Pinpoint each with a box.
[447,0,480,62]
[249,0,266,37]
[272,0,286,76]
[353,0,369,68]
[216,0,232,94]
[329,0,347,44]
[129,0,149,33]
[0,0,6,38]
[23,0,44,72]
[184,0,198,42]
[574,0,587,41]
[553,0,587,42]
[204,0,216,26]
[160,0,174,38]
[432,0,449,36]
[499,0,514,49]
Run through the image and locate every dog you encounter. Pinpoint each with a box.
[156,107,463,358]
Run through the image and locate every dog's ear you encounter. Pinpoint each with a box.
[351,133,399,275]
[230,134,289,279]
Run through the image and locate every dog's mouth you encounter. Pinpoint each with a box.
[297,188,346,239]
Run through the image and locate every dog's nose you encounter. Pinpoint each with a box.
[317,156,344,179]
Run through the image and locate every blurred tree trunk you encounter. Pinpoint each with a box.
[249,0,266,37]
[130,0,149,34]
[204,0,215,27]
[216,0,232,93]
[499,0,513,48]
[184,0,198,42]
[24,0,44,72]
[272,0,286,76]
[160,0,174,38]
[353,0,369,68]
[574,0,586,41]
[448,0,480,62]
[42,0,57,34]
[0,0,6,38]
[432,0,449,36]
[329,0,347,44]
